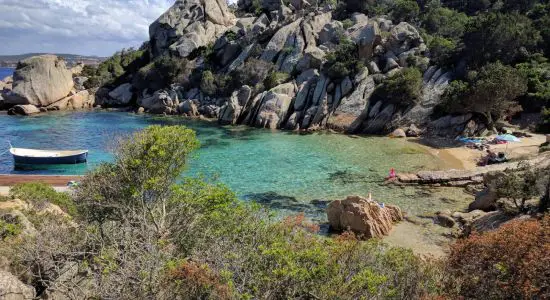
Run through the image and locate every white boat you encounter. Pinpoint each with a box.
[9,144,88,165]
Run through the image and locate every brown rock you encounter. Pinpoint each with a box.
[326,195,403,239]
[434,212,455,228]
[0,270,35,300]
[469,186,498,212]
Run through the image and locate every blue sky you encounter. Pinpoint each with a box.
[0,0,175,57]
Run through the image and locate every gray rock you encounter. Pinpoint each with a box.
[388,22,422,55]
[149,0,236,57]
[378,18,392,32]
[318,21,344,45]
[367,61,380,74]
[350,13,369,25]
[340,76,353,96]
[328,73,375,132]
[296,69,319,86]
[390,128,406,138]
[8,104,40,116]
[469,186,498,212]
[406,124,421,137]
[302,12,332,48]
[218,85,251,124]
[384,58,400,73]
[251,14,270,35]
[254,82,296,129]
[260,19,302,63]
[179,100,199,116]
[434,213,456,228]
[73,76,88,90]
[349,21,381,61]
[0,270,35,300]
[296,47,325,72]
[139,90,178,114]
[108,83,133,105]
[6,55,73,106]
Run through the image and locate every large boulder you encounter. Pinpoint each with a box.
[252,82,296,129]
[0,270,35,300]
[47,90,95,111]
[388,22,422,55]
[107,83,134,106]
[6,55,74,106]
[260,19,303,63]
[469,186,499,212]
[327,70,375,132]
[327,195,403,239]
[149,0,236,58]
[348,21,381,61]
[139,90,179,114]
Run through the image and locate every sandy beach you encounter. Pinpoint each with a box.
[418,133,547,170]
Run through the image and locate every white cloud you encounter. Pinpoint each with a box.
[0,0,174,56]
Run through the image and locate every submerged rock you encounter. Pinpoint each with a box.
[8,104,40,116]
[326,195,403,239]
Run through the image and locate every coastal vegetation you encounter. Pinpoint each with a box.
[1,125,549,298]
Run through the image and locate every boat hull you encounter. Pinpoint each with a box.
[13,152,88,165]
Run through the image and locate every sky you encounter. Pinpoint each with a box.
[0,0,175,57]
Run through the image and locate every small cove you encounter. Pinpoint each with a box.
[0,111,472,223]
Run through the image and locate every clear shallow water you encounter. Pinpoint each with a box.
[0,111,470,219]
[0,67,14,80]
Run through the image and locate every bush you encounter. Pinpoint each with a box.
[263,71,290,90]
[0,218,22,240]
[84,48,150,89]
[9,182,77,217]
[428,36,458,66]
[516,57,550,112]
[232,58,273,88]
[323,38,362,80]
[133,56,191,92]
[422,7,469,39]
[373,67,423,107]
[200,70,216,95]
[391,0,420,23]
[446,216,550,299]
[463,13,541,67]
[440,62,528,126]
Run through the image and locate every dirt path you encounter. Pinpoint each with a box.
[0,175,82,186]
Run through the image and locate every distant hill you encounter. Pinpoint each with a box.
[0,53,106,67]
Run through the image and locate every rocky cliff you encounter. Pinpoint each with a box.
[16,0,481,136]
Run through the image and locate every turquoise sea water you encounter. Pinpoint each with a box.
[0,67,14,80]
[0,111,469,219]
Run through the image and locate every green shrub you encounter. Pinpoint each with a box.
[263,71,290,90]
[342,19,354,29]
[9,183,77,217]
[428,36,458,66]
[391,0,420,22]
[133,56,191,91]
[200,70,217,95]
[0,218,22,240]
[323,38,362,80]
[373,67,423,106]
[440,62,527,126]
[232,58,273,88]
[463,13,541,67]
[84,48,150,89]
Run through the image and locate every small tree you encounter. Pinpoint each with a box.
[373,67,423,107]
[494,163,540,213]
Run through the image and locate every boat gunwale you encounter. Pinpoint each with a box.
[10,147,89,158]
